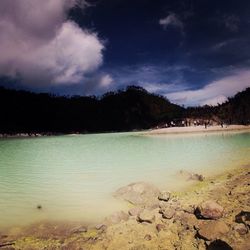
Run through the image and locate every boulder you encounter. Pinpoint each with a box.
[160,207,175,219]
[196,200,224,219]
[137,209,155,223]
[197,221,229,241]
[174,212,198,229]
[114,182,160,206]
[158,191,171,202]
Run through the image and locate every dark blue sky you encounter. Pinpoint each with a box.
[0,0,250,105]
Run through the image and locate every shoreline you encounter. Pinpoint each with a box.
[143,124,250,136]
[1,163,249,249]
[1,124,250,139]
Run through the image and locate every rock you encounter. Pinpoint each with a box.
[183,204,196,214]
[174,212,198,229]
[114,182,160,206]
[234,223,248,235]
[137,209,155,223]
[179,170,205,181]
[158,191,171,201]
[95,224,107,231]
[197,221,229,241]
[144,234,152,241]
[159,199,181,211]
[104,211,129,225]
[128,207,143,217]
[160,207,175,219]
[235,211,250,227]
[71,226,87,234]
[196,200,224,219]
[207,240,233,250]
[189,173,205,181]
[156,224,165,232]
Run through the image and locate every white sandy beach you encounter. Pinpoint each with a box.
[145,125,250,135]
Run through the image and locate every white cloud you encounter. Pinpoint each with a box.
[138,81,187,95]
[159,13,184,33]
[166,69,250,106]
[99,74,114,87]
[0,0,104,86]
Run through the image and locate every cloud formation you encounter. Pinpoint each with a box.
[0,0,104,86]
[167,69,250,106]
[159,13,184,34]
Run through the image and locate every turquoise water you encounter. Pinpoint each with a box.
[0,131,250,229]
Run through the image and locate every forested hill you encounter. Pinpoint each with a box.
[218,87,250,124]
[186,87,250,125]
[0,86,249,134]
[0,86,184,133]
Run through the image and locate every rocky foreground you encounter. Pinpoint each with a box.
[1,166,249,250]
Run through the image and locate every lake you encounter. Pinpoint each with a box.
[0,131,250,229]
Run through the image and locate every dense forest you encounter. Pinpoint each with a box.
[0,86,249,134]
[0,86,183,134]
[186,87,250,125]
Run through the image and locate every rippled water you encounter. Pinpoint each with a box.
[0,131,250,229]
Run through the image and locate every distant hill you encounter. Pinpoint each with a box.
[0,86,184,134]
[185,87,250,125]
[0,86,249,134]
[217,87,250,124]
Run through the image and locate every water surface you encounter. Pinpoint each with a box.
[0,131,249,229]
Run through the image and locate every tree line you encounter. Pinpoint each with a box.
[0,86,249,134]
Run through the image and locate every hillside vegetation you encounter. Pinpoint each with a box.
[0,86,249,134]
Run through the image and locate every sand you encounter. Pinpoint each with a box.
[144,124,250,135]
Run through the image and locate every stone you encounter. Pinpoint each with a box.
[196,200,224,219]
[207,240,233,250]
[234,223,248,235]
[179,170,205,181]
[114,182,160,206]
[144,234,152,241]
[183,204,196,214]
[197,221,229,241]
[128,207,143,217]
[156,224,165,232]
[137,209,155,223]
[158,191,171,201]
[104,211,129,225]
[160,207,175,219]
[189,173,205,181]
[71,226,87,234]
[235,211,250,227]
[175,212,198,229]
[95,224,107,231]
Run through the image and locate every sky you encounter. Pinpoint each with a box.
[0,0,250,106]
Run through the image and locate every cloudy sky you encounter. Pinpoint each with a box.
[0,0,250,106]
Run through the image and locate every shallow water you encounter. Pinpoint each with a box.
[0,131,250,229]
